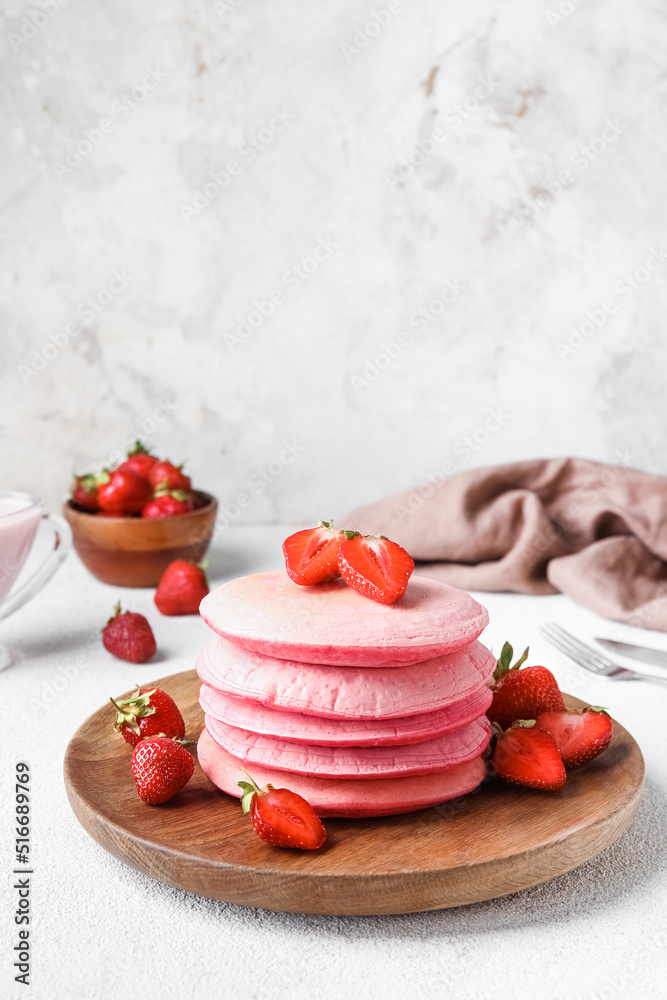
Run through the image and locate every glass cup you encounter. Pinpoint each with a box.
[0,492,73,669]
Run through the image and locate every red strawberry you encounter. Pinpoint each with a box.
[110,684,185,746]
[238,772,326,850]
[142,492,191,519]
[491,721,566,791]
[534,706,612,767]
[118,440,158,479]
[283,520,345,585]
[98,467,152,516]
[131,736,195,804]
[487,642,565,730]
[337,533,414,605]
[149,460,191,492]
[102,603,157,663]
[154,560,209,615]
[71,473,100,512]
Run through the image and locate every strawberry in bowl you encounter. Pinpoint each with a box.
[64,441,217,586]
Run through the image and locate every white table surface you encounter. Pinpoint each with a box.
[2,525,667,1000]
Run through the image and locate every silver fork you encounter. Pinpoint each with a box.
[540,622,667,683]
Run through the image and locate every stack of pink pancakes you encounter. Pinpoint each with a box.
[196,571,494,818]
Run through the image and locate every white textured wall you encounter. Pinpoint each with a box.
[2,0,667,521]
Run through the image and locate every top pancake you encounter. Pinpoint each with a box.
[199,571,488,666]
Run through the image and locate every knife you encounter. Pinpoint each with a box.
[596,637,667,668]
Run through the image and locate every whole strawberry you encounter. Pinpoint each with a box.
[149,460,191,492]
[131,736,195,804]
[491,720,566,791]
[142,491,192,519]
[487,642,565,730]
[98,467,152,516]
[117,440,158,479]
[111,684,185,746]
[71,473,100,512]
[155,560,209,615]
[102,603,157,663]
[239,772,326,850]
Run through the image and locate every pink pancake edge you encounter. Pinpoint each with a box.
[197,727,489,818]
[199,571,489,667]
[205,714,490,778]
[199,682,493,747]
[196,636,495,721]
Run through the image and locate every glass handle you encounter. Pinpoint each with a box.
[0,514,73,622]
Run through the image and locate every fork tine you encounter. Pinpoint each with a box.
[546,623,616,671]
[540,625,604,672]
[540,625,639,680]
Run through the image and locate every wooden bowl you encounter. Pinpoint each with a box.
[63,492,218,587]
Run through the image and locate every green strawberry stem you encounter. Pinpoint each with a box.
[493,641,529,681]
[238,770,274,813]
[128,440,151,456]
[110,684,157,735]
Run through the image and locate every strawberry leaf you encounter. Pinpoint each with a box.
[493,641,529,681]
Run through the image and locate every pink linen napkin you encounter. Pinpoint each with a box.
[346,457,667,631]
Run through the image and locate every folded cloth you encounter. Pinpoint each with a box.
[347,457,667,631]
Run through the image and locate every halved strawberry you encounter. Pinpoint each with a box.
[337,534,414,605]
[238,772,326,850]
[282,520,344,585]
[534,706,612,767]
[491,720,566,791]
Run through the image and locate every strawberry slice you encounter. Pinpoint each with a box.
[282,520,344,585]
[337,534,414,605]
[238,772,327,850]
[534,706,612,767]
[491,720,566,791]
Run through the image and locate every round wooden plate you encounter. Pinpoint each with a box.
[63,669,644,916]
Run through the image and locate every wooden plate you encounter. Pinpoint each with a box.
[64,669,644,915]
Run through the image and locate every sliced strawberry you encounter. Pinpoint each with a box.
[337,534,414,605]
[487,642,565,730]
[491,720,566,791]
[283,520,344,585]
[238,773,326,850]
[534,707,612,767]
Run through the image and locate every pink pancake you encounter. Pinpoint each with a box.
[204,714,490,778]
[196,636,495,720]
[199,681,492,747]
[197,727,488,817]
[199,571,488,666]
